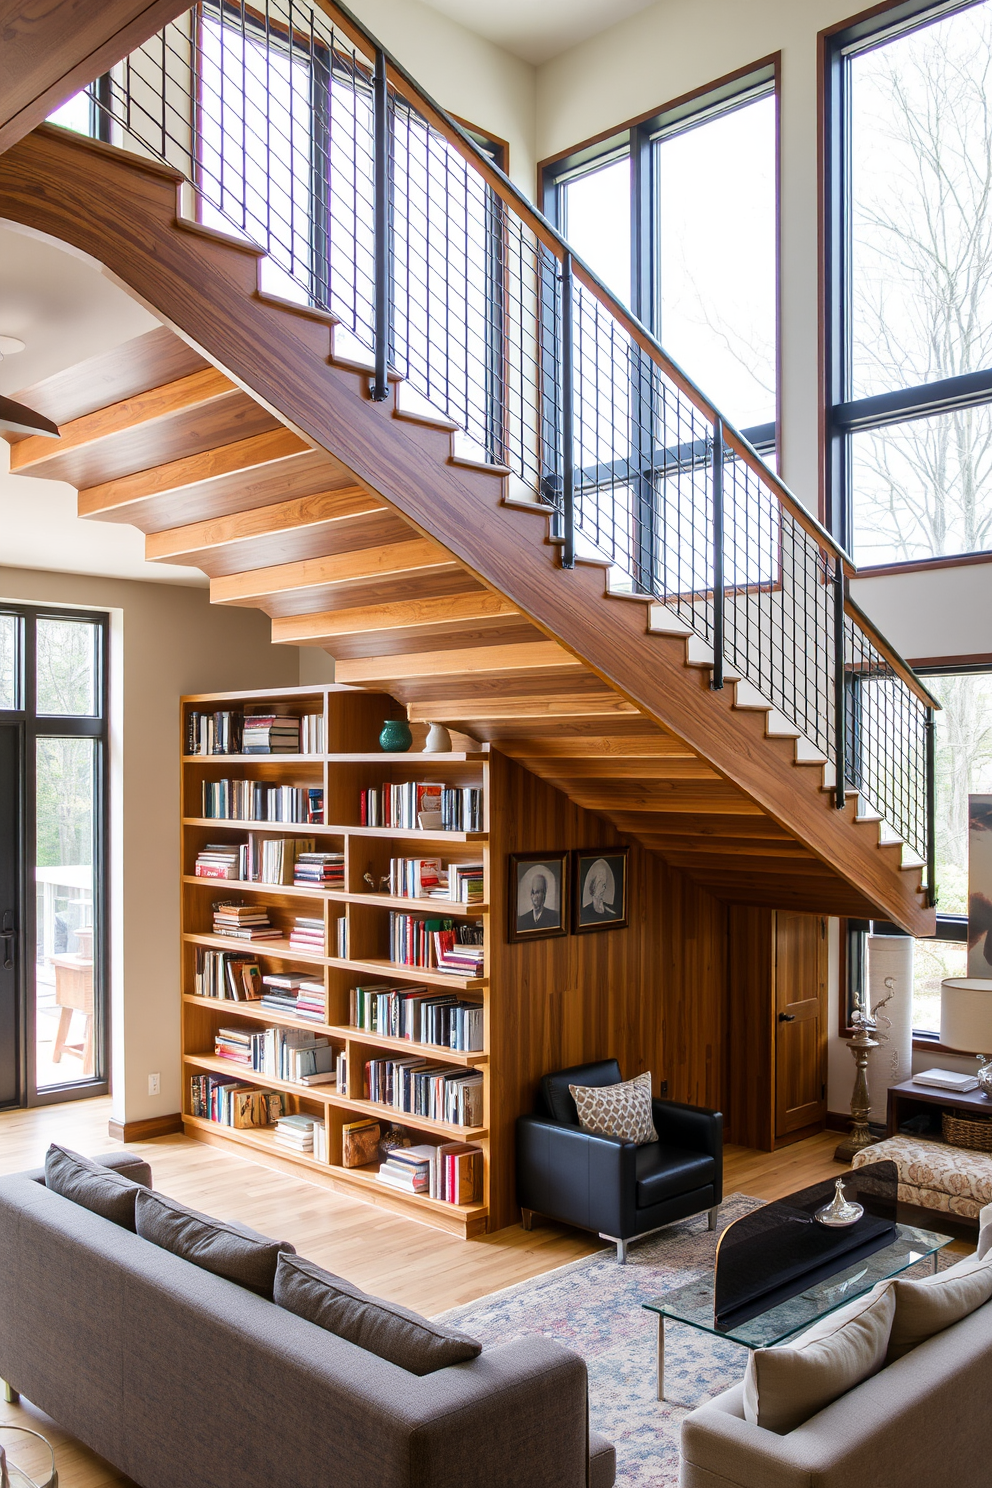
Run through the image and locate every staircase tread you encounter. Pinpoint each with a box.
[175,217,267,256]
[254,290,340,325]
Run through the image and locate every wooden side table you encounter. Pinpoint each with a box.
[887,1077,992,1137]
[49,953,94,1076]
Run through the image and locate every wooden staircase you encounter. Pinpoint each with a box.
[0,123,936,935]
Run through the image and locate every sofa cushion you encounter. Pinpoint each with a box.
[570,1071,658,1144]
[743,1279,895,1434]
[44,1144,147,1231]
[542,1059,622,1126]
[887,1251,992,1362]
[274,1252,482,1375]
[634,1143,716,1208]
[134,1189,294,1297]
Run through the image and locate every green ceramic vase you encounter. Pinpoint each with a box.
[379,717,413,752]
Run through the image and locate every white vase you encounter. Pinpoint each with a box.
[866,935,914,1121]
[424,721,452,753]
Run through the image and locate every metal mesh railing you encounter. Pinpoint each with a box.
[65,0,937,889]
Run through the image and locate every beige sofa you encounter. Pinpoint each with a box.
[679,1204,992,1488]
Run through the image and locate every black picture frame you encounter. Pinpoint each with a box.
[572,847,629,933]
[507,851,568,942]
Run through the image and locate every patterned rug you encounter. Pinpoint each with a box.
[436,1195,952,1488]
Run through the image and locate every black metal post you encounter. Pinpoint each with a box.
[371,48,391,403]
[710,419,724,690]
[925,706,937,908]
[834,557,847,809]
[561,252,575,571]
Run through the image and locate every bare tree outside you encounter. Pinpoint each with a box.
[849,1,992,563]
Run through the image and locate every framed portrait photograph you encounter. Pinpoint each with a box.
[508,851,568,942]
[572,847,629,933]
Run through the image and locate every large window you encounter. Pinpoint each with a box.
[847,666,992,1036]
[827,0,992,568]
[545,67,778,448]
[0,605,109,1106]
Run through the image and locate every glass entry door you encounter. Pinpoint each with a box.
[0,605,108,1105]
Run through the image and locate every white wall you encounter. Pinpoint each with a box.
[348,0,537,192]
[0,567,300,1125]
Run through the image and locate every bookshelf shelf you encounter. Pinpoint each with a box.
[181,684,493,1238]
[182,875,488,916]
[184,818,487,843]
[182,997,487,1067]
[184,1052,488,1139]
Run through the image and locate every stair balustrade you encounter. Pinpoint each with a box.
[57,0,938,894]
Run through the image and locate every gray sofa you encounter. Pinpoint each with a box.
[0,1153,616,1488]
[680,1207,992,1488]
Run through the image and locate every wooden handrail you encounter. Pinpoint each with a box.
[843,593,942,709]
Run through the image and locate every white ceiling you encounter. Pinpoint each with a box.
[418,0,660,64]
[0,221,207,586]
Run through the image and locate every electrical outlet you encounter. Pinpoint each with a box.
[148,1073,161,1096]
[658,1080,669,1098]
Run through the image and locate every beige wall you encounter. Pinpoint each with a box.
[0,567,299,1124]
[349,0,537,191]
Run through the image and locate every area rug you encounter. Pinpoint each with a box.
[436,1194,950,1488]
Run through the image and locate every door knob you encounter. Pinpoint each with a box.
[778,1012,795,1022]
[0,928,14,970]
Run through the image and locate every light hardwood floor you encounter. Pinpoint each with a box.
[0,1097,852,1487]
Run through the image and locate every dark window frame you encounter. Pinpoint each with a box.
[823,0,992,571]
[540,58,780,460]
[843,655,992,1041]
[0,603,110,1106]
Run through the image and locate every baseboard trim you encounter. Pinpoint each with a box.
[107,1113,183,1142]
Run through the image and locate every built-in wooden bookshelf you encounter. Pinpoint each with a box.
[181,685,492,1237]
[181,684,737,1239]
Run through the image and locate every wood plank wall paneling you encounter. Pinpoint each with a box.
[727,905,775,1153]
[487,749,728,1229]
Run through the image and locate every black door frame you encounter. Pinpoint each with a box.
[0,603,110,1107]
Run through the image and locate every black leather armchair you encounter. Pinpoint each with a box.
[516,1059,723,1263]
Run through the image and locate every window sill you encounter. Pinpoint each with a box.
[851,549,992,580]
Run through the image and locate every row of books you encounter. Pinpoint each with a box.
[201,780,324,824]
[387,857,484,903]
[259,974,328,1024]
[212,902,280,942]
[350,984,484,1051]
[388,913,485,974]
[187,711,325,756]
[193,837,321,885]
[189,1072,287,1127]
[193,948,263,1000]
[378,1141,483,1204]
[364,1057,483,1127]
[274,1112,327,1160]
[213,1025,339,1085]
[360,783,484,832]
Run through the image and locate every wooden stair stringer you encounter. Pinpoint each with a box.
[0,124,934,935]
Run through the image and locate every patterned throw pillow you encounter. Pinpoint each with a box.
[569,1071,659,1143]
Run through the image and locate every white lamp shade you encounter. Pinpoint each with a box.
[940,978,992,1053]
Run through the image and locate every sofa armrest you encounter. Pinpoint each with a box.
[680,1387,812,1488]
[978,1201,992,1259]
[409,1336,594,1488]
[28,1149,153,1189]
[651,1099,722,1156]
[517,1115,636,1235]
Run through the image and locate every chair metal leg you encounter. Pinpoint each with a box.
[707,1206,719,1232]
[520,1207,535,1231]
[2,1379,19,1404]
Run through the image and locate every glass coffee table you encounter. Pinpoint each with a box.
[642,1164,952,1401]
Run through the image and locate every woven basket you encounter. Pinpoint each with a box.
[942,1110,992,1152]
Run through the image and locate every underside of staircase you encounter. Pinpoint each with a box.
[0,123,935,935]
